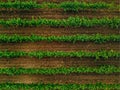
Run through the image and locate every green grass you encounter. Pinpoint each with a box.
[0,83,119,90]
[0,65,119,75]
[0,34,120,43]
[0,17,120,28]
[0,50,119,59]
[0,0,117,11]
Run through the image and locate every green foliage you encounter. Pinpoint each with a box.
[0,34,119,43]
[0,1,115,10]
[0,65,119,75]
[0,17,119,28]
[0,83,119,90]
[0,50,119,59]
[60,1,80,12]
[0,50,26,58]
[0,0,40,9]
[60,1,113,12]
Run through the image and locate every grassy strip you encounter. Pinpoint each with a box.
[0,83,119,90]
[0,17,119,28]
[0,50,119,59]
[0,34,120,43]
[0,0,116,10]
[0,65,119,75]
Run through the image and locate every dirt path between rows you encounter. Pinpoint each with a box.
[0,74,119,84]
[0,42,119,52]
[0,27,119,35]
[0,57,119,68]
[19,9,120,19]
[0,9,119,19]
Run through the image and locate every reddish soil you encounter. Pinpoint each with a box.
[0,74,119,84]
[0,27,119,35]
[0,9,119,19]
[0,57,119,68]
[0,42,119,52]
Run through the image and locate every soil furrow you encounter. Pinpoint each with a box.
[0,57,119,68]
[0,27,119,35]
[0,9,119,19]
[0,74,119,84]
[19,9,120,19]
[0,42,119,52]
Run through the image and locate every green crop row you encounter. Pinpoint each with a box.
[0,0,39,9]
[0,83,119,90]
[0,50,119,59]
[0,65,119,75]
[0,0,116,10]
[0,17,120,28]
[59,1,114,11]
[0,34,120,43]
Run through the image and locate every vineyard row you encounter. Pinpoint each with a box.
[0,34,119,43]
[0,1,117,11]
[0,50,119,59]
[0,17,119,28]
[0,83,119,90]
[0,65,119,75]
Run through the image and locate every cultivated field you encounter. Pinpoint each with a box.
[0,0,120,89]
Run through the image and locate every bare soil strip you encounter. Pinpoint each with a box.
[19,9,120,19]
[0,42,119,52]
[0,57,119,68]
[0,74,119,84]
[0,9,119,19]
[0,27,119,35]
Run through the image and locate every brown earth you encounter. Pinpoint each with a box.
[19,9,120,19]
[0,74,119,84]
[0,27,119,35]
[0,42,119,52]
[0,9,119,19]
[0,57,119,68]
